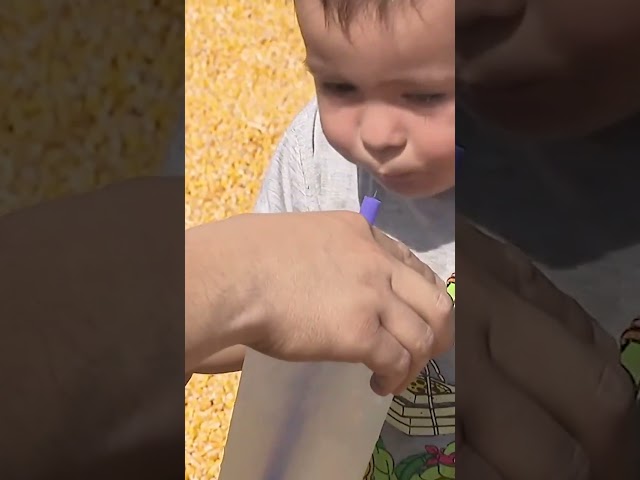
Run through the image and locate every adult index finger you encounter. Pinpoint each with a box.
[371,227,443,287]
[456,214,618,360]
[390,260,454,357]
[479,268,638,479]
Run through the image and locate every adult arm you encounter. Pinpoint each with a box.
[189,106,304,377]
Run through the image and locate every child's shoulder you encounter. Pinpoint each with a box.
[283,98,352,165]
[279,98,320,155]
[256,98,359,213]
[272,98,359,205]
[290,97,320,130]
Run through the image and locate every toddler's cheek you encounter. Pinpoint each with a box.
[318,109,358,157]
[322,125,360,165]
[412,145,456,193]
[414,135,455,171]
[412,111,454,151]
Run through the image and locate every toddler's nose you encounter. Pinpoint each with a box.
[360,108,407,161]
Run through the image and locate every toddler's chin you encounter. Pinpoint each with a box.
[379,179,449,199]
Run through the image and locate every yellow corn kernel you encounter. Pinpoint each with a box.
[1,0,183,215]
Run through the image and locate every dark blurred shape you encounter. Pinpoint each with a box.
[456,0,640,478]
[0,0,184,478]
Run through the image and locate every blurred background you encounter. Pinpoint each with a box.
[1,0,183,215]
[185,1,314,478]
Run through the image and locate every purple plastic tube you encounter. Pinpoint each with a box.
[359,195,381,225]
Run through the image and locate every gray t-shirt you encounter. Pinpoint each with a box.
[254,99,456,480]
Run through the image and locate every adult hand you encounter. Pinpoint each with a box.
[185,211,454,396]
[456,216,639,479]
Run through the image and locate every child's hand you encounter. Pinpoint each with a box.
[456,218,639,480]
[187,211,453,396]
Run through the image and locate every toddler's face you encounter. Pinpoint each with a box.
[296,0,455,198]
[456,0,640,138]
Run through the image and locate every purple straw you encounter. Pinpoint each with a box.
[360,195,382,225]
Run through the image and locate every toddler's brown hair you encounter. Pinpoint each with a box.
[298,0,419,30]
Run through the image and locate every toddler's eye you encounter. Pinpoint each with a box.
[404,93,446,105]
[320,82,357,96]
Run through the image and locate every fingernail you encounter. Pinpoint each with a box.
[370,375,390,397]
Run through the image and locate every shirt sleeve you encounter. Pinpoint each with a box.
[253,101,317,214]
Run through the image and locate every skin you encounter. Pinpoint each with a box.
[456,0,640,138]
[296,0,455,197]
[188,211,454,396]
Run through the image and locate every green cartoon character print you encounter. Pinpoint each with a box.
[395,443,456,480]
[446,273,455,303]
[364,439,455,480]
[364,439,398,480]
[620,317,640,397]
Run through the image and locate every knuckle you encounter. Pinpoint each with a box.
[559,444,590,480]
[360,260,393,294]
[590,320,621,360]
[396,241,414,263]
[434,287,454,318]
[394,349,411,376]
[595,361,636,421]
[355,239,383,266]
[350,210,372,230]
[351,303,383,343]
[413,326,434,359]
[356,286,386,315]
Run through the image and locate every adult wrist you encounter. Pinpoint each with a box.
[184,216,266,373]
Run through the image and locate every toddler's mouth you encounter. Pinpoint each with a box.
[376,171,419,191]
[376,163,417,179]
[379,170,414,178]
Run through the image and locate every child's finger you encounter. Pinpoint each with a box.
[379,294,435,394]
